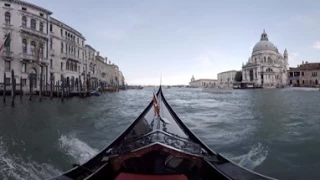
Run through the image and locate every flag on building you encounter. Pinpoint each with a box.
[153,93,160,117]
[0,33,11,52]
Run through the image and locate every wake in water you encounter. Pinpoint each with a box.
[229,143,268,170]
[59,134,99,164]
[0,137,61,180]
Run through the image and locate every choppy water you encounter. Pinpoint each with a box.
[1,87,320,180]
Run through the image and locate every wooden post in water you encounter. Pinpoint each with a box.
[20,77,23,100]
[57,80,60,98]
[61,77,64,102]
[78,76,81,97]
[3,72,6,103]
[11,70,15,107]
[39,66,43,102]
[50,76,53,100]
[29,74,33,101]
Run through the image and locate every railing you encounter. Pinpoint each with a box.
[3,23,13,29]
[20,26,48,38]
[20,53,48,64]
[2,51,13,58]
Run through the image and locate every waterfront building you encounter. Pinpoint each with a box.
[288,61,320,87]
[0,0,52,91]
[0,0,125,93]
[217,70,238,88]
[242,30,288,88]
[189,75,217,88]
[49,17,86,86]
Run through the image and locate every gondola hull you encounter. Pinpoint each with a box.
[48,86,276,180]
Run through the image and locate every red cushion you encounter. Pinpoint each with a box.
[115,173,188,180]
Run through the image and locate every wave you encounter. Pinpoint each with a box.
[58,134,99,164]
[229,142,268,170]
[0,137,61,180]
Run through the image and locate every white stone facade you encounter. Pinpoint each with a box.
[189,76,217,87]
[0,0,125,92]
[217,70,237,88]
[242,30,288,88]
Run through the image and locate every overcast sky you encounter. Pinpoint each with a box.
[29,0,320,85]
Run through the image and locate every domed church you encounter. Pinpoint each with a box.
[242,30,288,88]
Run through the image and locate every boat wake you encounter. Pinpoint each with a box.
[59,134,99,164]
[0,137,61,180]
[229,143,268,170]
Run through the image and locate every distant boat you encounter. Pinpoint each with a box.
[90,90,100,96]
[127,85,144,90]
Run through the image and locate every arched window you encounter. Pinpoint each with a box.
[22,16,27,27]
[264,57,266,63]
[39,22,44,32]
[22,39,27,53]
[61,42,64,53]
[30,41,36,55]
[67,61,70,70]
[5,12,10,24]
[74,63,77,71]
[31,19,36,30]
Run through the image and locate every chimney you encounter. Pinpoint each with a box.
[109,61,111,64]
[97,51,100,56]
[302,61,304,64]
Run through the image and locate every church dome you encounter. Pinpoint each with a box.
[252,30,277,54]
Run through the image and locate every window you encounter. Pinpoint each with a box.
[78,49,79,57]
[302,72,304,76]
[39,44,43,58]
[21,63,26,73]
[22,7,27,11]
[61,42,64,53]
[40,13,43,17]
[50,24,52,32]
[61,29,63,36]
[39,22,44,32]
[66,61,69,70]
[50,59,53,68]
[61,62,63,70]
[5,12,11,24]
[30,19,36,30]
[4,3,10,7]
[77,38,79,44]
[78,66,80,72]
[5,61,10,71]
[22,39,27,53]
[50,38,52,49]
[30,41,36,55]
[22,16,27,27]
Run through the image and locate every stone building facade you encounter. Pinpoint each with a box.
[288,61,320,87]
[217,70,238,88]
[242,30,288,88]
[0,0,125,92]
[189,75,217,88]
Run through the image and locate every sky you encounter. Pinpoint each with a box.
[28,0,320,85]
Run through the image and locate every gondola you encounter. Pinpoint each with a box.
[48,86,276,180]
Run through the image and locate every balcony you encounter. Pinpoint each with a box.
[20,53,48,64]
[19,26,49,39]
[61,53,80,62]
[2,23,13,30]
[2,50,13,59]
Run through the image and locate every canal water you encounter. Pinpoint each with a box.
[0,87,320,180]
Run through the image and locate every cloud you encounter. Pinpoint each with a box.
[313,41,320,50]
